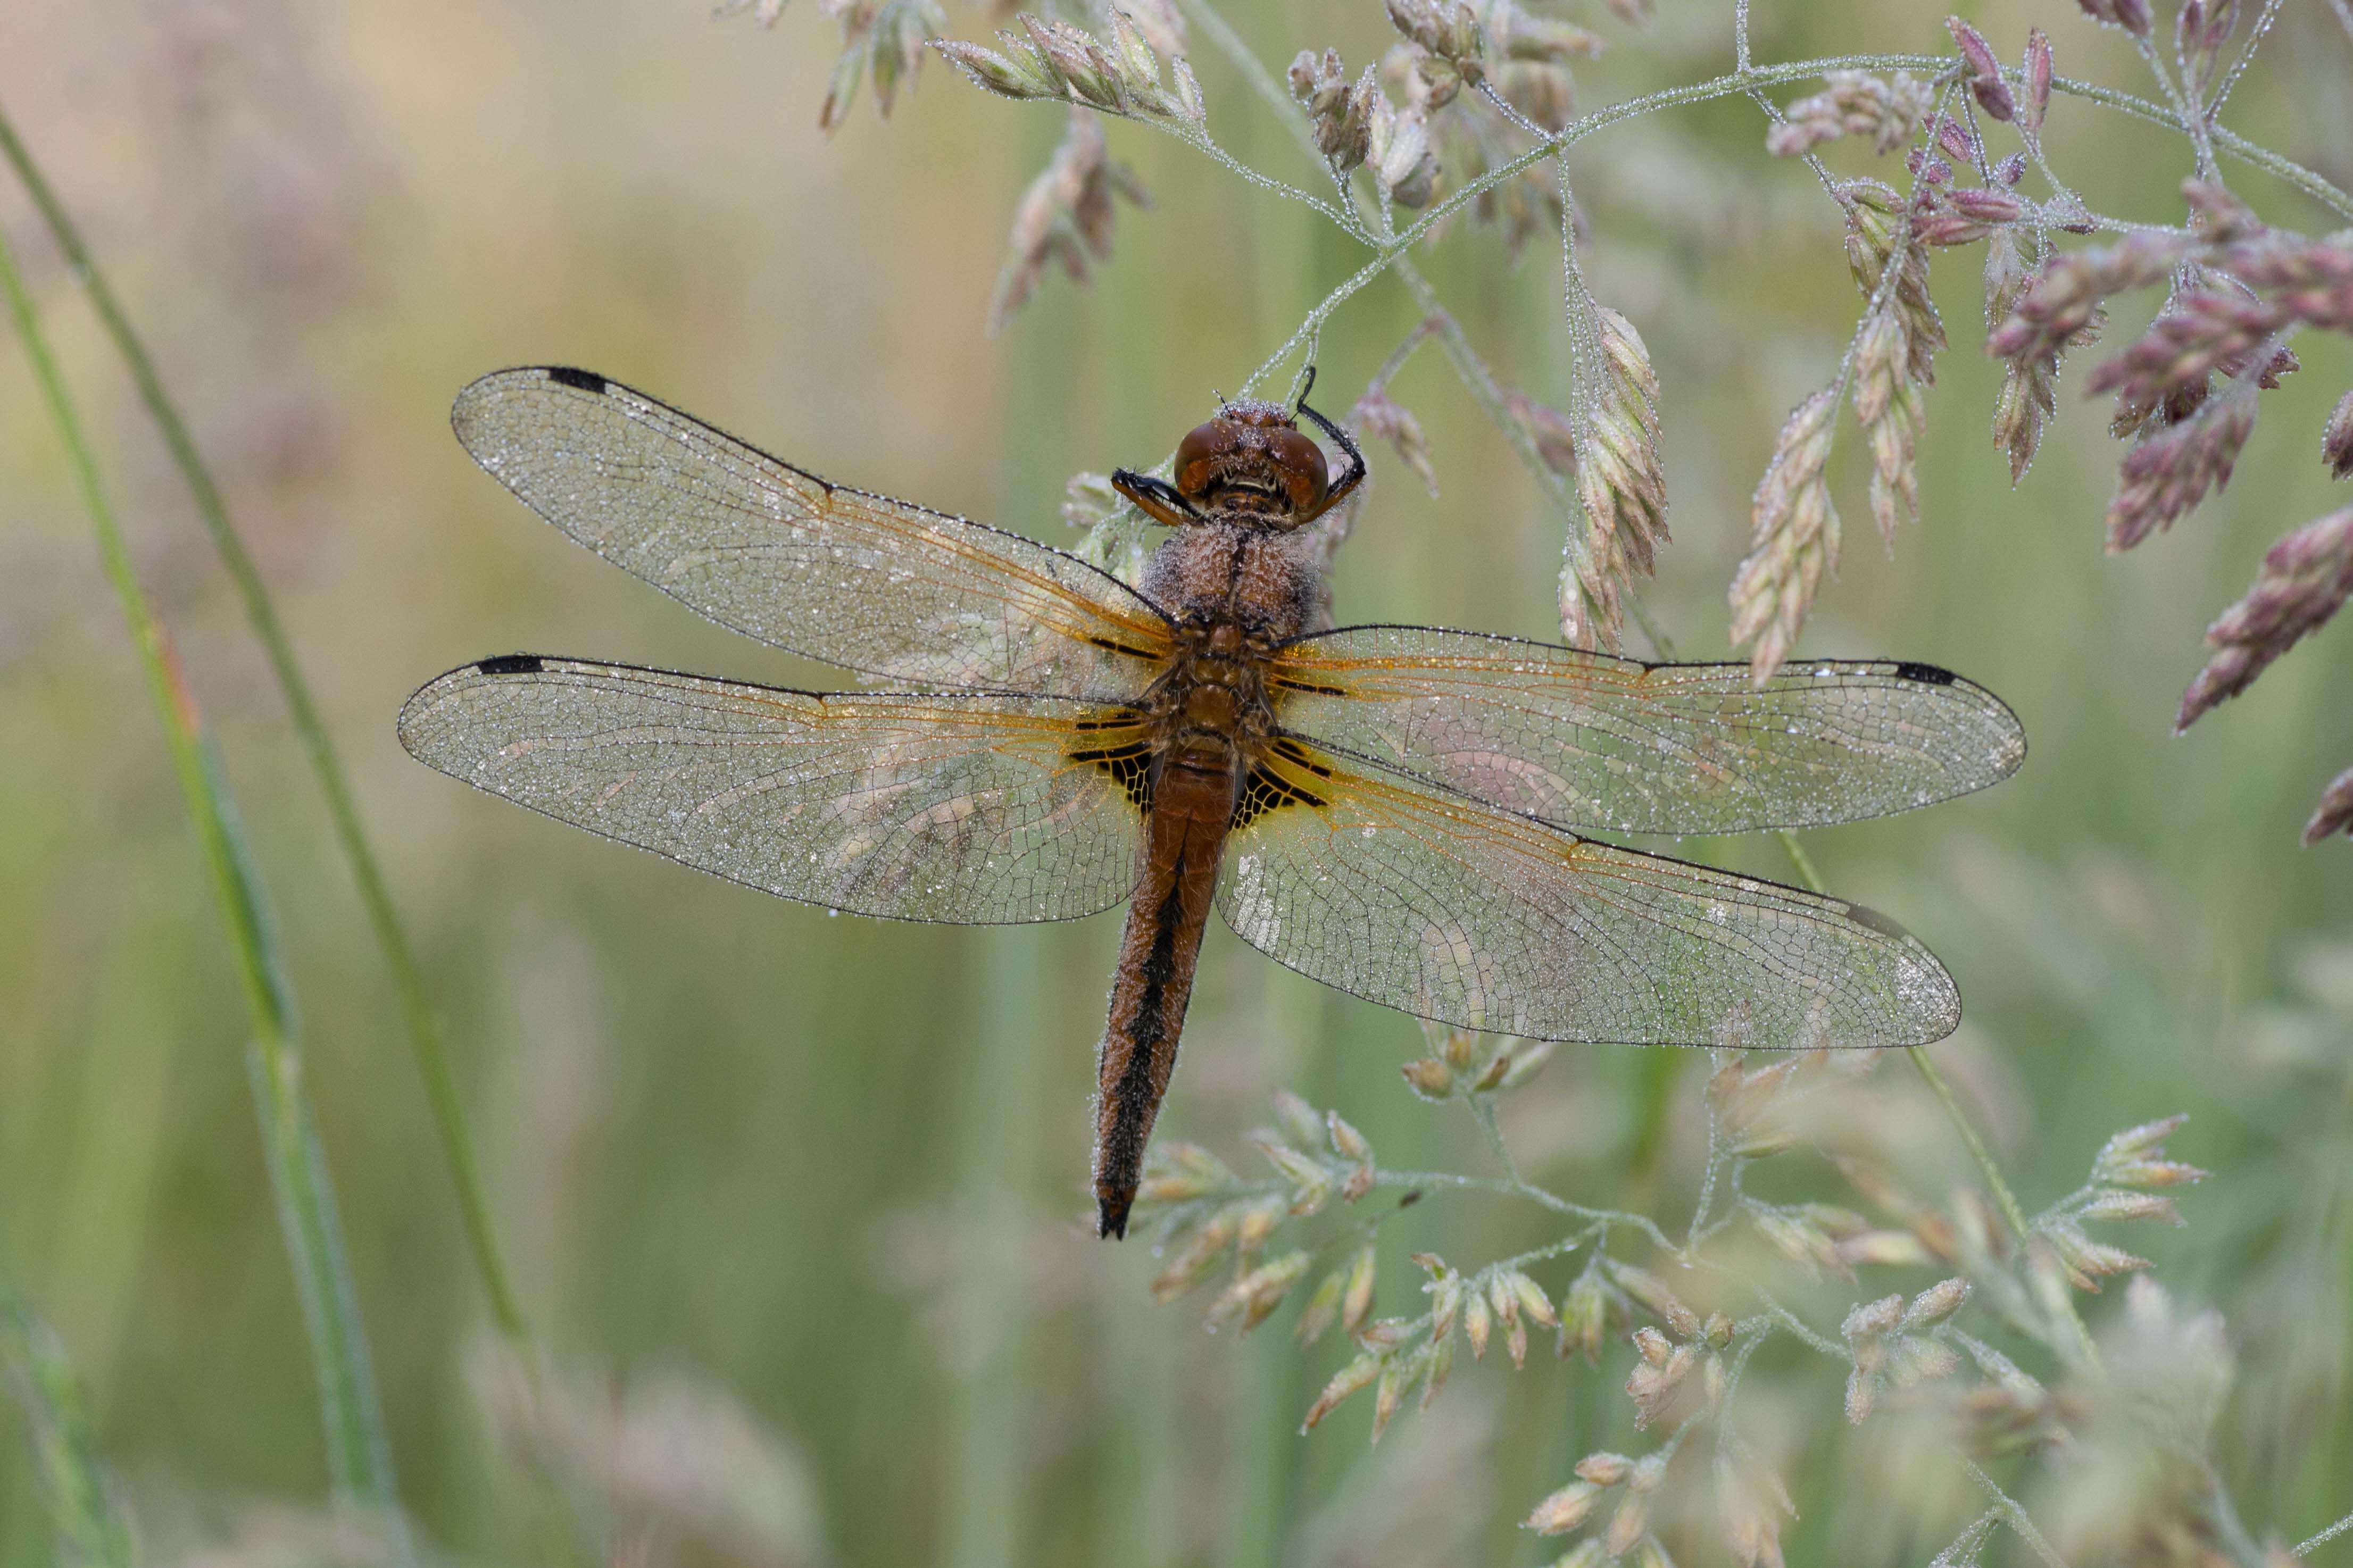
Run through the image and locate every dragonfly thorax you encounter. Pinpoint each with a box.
[1141,522,1326,647]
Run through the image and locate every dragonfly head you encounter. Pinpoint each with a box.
[1172,401,1331,527]
[1109,369,1366,530]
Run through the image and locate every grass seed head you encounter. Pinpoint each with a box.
[2324,389,2353,480]
[1945,18,2014,121]
[2076,1190,2184,1225]
[1625,1340,1694,1427]
[1988,232,2181,368]
[814,0,950,130]
[1271,1089,1326,1148]
[987,109,1152,334]
[1576,1450,1633,1486]
[1208,1250,1312,1332]
[1729,390,1840,683]
[1603,1491,1650,1557]
[2074,0,2152,37]
[935,10,1204,129]
[1418,1322,1456,1408]
[1351,387,1441,496]
[2089,290,2296,420]
[1492,7,1603,65]
[2021,28,2053,131]
[2176,0,2242,98]
[1367,90,1441,207]
[2177,511,2353,726]
[1290,48,1377,172]
[1902,1277,1970,1329]
[1384,0,1485,91]
[1400,1055,1457,1098]
[1564,307,1670,650]
[1766,71,1928,157]
[1151,1208,1238,1300]
[1302,1350,1385,1431]
[1525,1480,1603,1534]
[1839,1229,1935,1269]
[1326,1109,1371,1163]
[1256,1138,1335,1216]
[1296,1262,1347,1345]
[1753,1206,1849,1281]
[1370,1355,1409,1443]
[1559,1273,1607,1363]
[2304,764,2353,845]
[2091,1115,2204,1183]
[1341,1242,1379,1333]
[2105,387,2256,552]
[1236,1195,1284,1256]
[1715,1452,1794,1568]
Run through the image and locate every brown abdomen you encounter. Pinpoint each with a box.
[1093,754,1234,1239]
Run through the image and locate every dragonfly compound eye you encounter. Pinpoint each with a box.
[1174,418,1243,503]
[1263,426,1329,514]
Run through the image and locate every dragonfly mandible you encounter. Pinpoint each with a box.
[398,367,2025,1238]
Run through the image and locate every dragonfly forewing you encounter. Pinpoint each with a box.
[451,368,1175,699]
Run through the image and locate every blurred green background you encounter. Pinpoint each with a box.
[2,0,2350,1562]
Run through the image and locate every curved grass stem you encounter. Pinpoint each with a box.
[2298,1508,2353,1556]
[0,216,411,1557]
[0,100,531,1348]
[1966,1459,2074,1568]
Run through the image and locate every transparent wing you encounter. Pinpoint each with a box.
[450,368,1174,698]
[1269,625,2024,835]
[398,655,1148,923]
[1219,740,1959,1047]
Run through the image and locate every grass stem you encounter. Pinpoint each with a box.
[0,101,531,1347]
[1,1288,136,1568]
[0,216,410,1555]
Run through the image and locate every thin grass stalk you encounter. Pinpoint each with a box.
[1,1288,136,1568]
[0,102,530,1347]
[941,164,1074,1561]
[1227,977,1321,1567]
[1770,834,2102,1370]
[944,924,1049,1568]
[0,223,410,1551]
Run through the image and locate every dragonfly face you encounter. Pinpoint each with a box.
[1110,380,1366,532]
[400,367,2026,1241]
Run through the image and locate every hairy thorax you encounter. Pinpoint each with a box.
[1137,522,1326,788]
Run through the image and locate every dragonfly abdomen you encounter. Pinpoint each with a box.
[1093,754,1234,1239]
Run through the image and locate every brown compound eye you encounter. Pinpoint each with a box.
[1174,418,1242,504]
[1264,426,1329,513]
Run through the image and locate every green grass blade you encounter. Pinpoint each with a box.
[0,216,410,1554]
[0,99,531,1346]
[1,1289,137,1568]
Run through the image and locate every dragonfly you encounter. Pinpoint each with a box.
[399,366,2025,1239]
